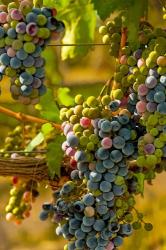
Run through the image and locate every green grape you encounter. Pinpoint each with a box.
[132,221,142,230]
[144,223,153,231]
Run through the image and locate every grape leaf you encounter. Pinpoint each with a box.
[25,132,44,152]
[92,0,134,20]
[42,47,62,85]
[134,173,145,196]
[60,1,96,60]
[43,0,69,9]
[39,88,60,122]
[47,135,65,178]
[57,87,74,106]
[25,124,54,152]
[41,123,54,136]
[126,0,148,50]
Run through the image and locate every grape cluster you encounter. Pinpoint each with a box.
[99,16,122,58]
[5,177,39,224]
[0,124,42,224]
[111,25,166,174]
[0,1,64,104]
[0,123,42,157]
[40,94,152,250]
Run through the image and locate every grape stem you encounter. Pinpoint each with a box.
[119,27,128,59]
[0,105,62,130]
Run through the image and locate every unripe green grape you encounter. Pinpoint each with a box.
[5,37,14,46]
[139,66,148,75]
[89,134,99,144]
[75,94,84,105]
[116,208,124,218]
[137,213,144,220]
[86,96,98,108]
[144,223,153,231]
[11,20,18,29]
[82,107,90,117]
[87,142,95,151]
[24,34,33,42]
[10,187,19,196]
[127,196,136,207]
[12,207,20,215]
[69,115,79,124]
[101,95,111,106]
[99,25,108,35]
[120,65,129,75]
[157,66,166,75]
[74,105,83,115]
[122,201,129,211]
[127,75,135,85]
[37,14,47,26]
[66,109,74,119]
[0,38,5,48]
[132,221,142,230]
[111,33,121,42]
[115,198,123,208]
[112,89,123,100]
[102,34,111,44]
[60,112,66,121]
[88,107,100,119]
[5,67,17,77]
[125,213,134,222]
[127,56,137,66]
[83,129,92,137]
[79,136,89,146]
[5,205,12,213]
[114,72,123,82]
[73,123,83,133]
[26,67,36,75]
[115,176,125,185]
[75,132,82,138]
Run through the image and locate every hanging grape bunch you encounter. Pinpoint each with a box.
[100,19,166,180]
[40,93,154,250]
[0,0,64,105]
[38,16,166,250]
[6,177,39,225]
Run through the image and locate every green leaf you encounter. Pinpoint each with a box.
[126,0,148,50]
[134,173,145,195]
[60,1,96,60]
[41,123,54,136]
[57,87,74,106]
[33,0,43,7]
[43,0,69,9]
[39,88,60,122]
[25,132,44,152]
[92,0,134,20]
[42,47,62,85]
[47,135,65,178]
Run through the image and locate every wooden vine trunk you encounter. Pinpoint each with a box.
[0,157,48,182]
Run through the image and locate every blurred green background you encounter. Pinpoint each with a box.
[0,1,166,250]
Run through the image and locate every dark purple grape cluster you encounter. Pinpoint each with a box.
[0,1,64,104]
[40,95,152,250]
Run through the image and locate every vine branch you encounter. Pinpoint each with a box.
[0,105,62,130]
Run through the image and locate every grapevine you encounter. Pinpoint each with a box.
[0,0,64,104]
[0,1,165,250]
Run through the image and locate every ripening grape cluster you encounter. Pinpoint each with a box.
[40,95,153,250]
[110,24,166,180]
[5,177,39,224]
[0,124,42,224]
[99,16,122,58]
[0,1,64,104]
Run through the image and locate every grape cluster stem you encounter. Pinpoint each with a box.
[0,105,62,130]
